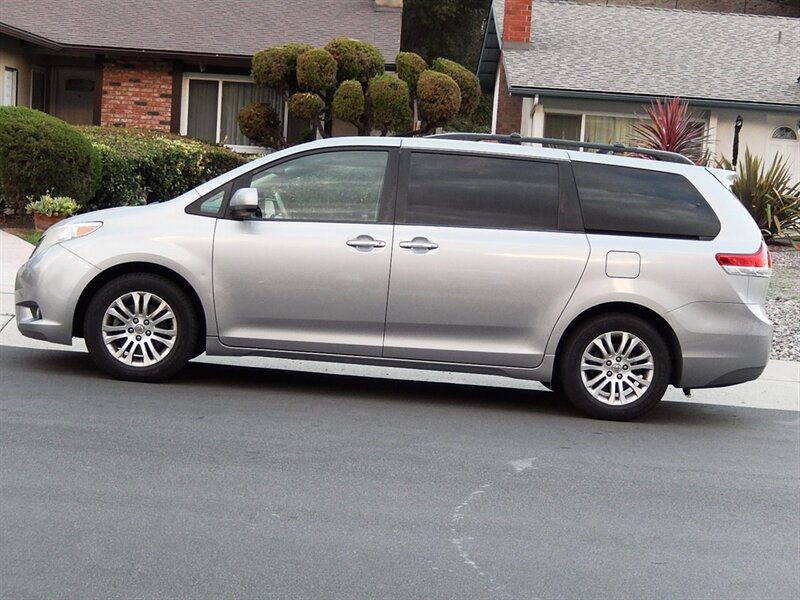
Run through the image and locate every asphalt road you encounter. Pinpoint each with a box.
[1,345,799,600]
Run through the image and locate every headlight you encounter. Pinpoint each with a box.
[32,221,103,258]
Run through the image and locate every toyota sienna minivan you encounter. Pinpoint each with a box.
[15,134,772,420]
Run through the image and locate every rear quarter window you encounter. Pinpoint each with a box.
[572,162,720,239]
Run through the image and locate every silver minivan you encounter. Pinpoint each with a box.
[15,134,773,420]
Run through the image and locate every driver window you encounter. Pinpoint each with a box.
[247,150,389,222]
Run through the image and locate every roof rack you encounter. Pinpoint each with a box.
[426,132,694,165]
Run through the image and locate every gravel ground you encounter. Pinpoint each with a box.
[766,246,800,361]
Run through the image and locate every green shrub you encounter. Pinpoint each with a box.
[332,80,366,124]
[79,127,249,211]
[0,106,100,214]
[369,75,412,133]
[297,49,338,94]
[396,52,428,98]
[718,150,800,239]
[431,58,480,117]
[324,37,385,83]
[288,92,325,121]
[417,70,461,127]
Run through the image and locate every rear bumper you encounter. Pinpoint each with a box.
[665,301,772,389]
[15,244,100,345]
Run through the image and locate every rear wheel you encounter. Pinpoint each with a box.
[558,314,670,420]
[84,274,197,382]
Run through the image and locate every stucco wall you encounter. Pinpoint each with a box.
[0,34,32,107]
[525,96,800,182]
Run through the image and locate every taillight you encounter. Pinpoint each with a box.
[715,242,772,277]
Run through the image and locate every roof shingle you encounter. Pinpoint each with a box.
[496,0,800,108]
[0,0,402,61]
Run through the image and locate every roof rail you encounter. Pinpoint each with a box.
[426,132,695,165]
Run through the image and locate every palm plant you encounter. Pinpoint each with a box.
[631,97,710,165]
[718,150,800,239]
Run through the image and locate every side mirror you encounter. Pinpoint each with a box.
[229,187,259,220]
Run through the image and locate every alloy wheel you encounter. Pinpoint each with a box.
[579,331,655,406]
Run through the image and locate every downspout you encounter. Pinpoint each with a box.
[491,65,501,134]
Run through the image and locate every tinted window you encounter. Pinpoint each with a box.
[405,153,559,230]
[247,150,389,222]
[573,162,720,239]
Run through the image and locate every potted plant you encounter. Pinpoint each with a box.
[25,194,80,231]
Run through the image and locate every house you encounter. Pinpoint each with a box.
[0,0,402,151]
[479,0,800,181]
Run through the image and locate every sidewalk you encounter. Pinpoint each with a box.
[2,228,798,411]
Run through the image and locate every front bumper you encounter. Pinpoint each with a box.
[665,301,772,389]
[15,244,100,345]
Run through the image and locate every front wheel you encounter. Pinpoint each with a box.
[84,273,198,382]
[557,314,671,421]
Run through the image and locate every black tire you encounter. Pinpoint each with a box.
[557,313,670,421]
[84,273,198,382]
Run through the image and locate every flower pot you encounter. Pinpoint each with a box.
[33,212,66,232]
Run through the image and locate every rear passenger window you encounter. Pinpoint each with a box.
[405,152,559,230]
[572,162,720,239]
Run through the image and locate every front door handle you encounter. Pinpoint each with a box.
[399,237,439,252]
[346,235,386,251]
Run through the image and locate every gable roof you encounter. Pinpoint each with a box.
[0,0,402,62]
[489,0,800,111]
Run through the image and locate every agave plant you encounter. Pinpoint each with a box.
[632,97,710,165]
[718,150,800,239]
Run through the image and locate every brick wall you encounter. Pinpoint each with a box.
[100,59,175,130]
[494,62,524,134]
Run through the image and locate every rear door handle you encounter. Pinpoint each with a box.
[346,235,386,250]
[399,237,439,252]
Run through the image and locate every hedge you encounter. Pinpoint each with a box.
[0,106,101,214]
[79,127,249,211]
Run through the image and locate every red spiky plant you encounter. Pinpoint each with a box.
[632,97,710,165]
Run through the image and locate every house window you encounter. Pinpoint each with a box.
[181,74,283,151]
[772,126,797,141]
[543,114,581,142]
[2,68,18,106]
[544,112,635,145]
[544,111,707,149]
[584,115,635,145]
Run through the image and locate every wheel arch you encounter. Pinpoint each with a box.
[72,262,207,355]
[553,302,683,386]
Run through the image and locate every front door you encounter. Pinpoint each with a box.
[52,68,96,125]
[383,150,590,368]
[213,148,397,356]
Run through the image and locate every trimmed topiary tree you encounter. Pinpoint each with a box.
[396,52,429,97]
[238,102,282,149]
[369,75,412,135]
[324,37,385,83]
[332,80,366,127]
[251,43,314,92]
[431,58,480,117]
[241,39,479,144]
[0,106,101,215]
[417,70,461,128]
[288,92,326,121]
[297,48,338,94]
